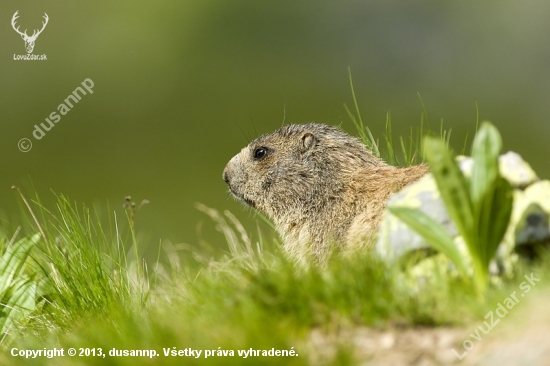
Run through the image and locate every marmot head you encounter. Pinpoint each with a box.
[222,123,383,221]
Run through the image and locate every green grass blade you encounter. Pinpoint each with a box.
[384,113,398,165]
[399,136,409,165]
[348,67,364,132]
[345,68,380,157]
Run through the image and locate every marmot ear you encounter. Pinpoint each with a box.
[300,132,316,153]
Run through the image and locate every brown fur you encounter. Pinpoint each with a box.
[223,123,428,265]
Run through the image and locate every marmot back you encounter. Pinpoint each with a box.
[223,123,428,265]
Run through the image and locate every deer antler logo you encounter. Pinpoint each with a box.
[11,11,49,54]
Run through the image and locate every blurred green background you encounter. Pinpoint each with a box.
[2,0,550,255]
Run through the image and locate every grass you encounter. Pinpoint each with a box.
[0,194,548,365]
[0,79,547,364]
[344,68,457,167]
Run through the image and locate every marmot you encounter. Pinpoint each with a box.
[223,123,428,265]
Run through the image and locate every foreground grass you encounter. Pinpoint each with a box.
[0,195,548,365]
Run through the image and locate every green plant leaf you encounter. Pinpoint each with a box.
[0,233,40,297]
[476,177,514,266]
[470,121,502,205]
[423,137,474,247]
[388,206,469,277]
[470,122,512,268]
[419,122,514,295]
[0,275,37,335]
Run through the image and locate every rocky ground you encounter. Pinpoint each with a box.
[308,292,550,365]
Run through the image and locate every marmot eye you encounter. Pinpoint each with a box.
[253,147,267,160]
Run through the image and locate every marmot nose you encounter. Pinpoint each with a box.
[222,167,231,184]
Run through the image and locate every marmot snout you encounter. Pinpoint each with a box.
[223,123,428,265]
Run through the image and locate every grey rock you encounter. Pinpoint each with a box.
[376,151,550,269]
